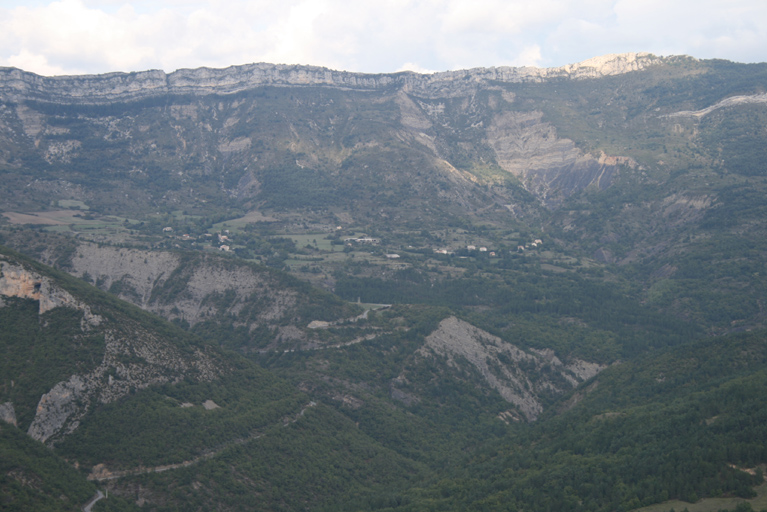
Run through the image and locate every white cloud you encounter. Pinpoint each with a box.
[0,0,164,74]
[0,0,765,76]
[546,0,767,65]
[511,45,543,68]
[442,0,567,35]
[5,50,68,76]
[397,62,437,74]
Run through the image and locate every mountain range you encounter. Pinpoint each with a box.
[1,52,767,511]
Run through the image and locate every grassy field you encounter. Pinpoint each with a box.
[2,210,131,228]
[57,199,89,210]
[3,211,73,225]
[212,210,278,231]
[635,482,767,512]
[284,233,336,252]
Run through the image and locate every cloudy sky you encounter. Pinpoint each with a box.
[1,0,765,77]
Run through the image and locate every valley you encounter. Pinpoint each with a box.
[1,53,767,511]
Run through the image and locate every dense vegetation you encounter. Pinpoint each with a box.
[373,329,767,511]
[0,423,137,511]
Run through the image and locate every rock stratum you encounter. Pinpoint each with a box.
[0,257,102,326]
[0,53,665,103]
[0,54,659,216]
[58,243,355,351]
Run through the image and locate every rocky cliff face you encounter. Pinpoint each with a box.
[486,111,634,206]
[0,251,222,445]
[0,53,664,104]
[67,245,182,308]
[0,257,102,327]
[0,402,17,427]
[64,243,350,350]
[27,325,219,444]
[411,316,604,421]
[0,53,660,217]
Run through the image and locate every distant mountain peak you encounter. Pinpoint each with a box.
[556,52,663,76]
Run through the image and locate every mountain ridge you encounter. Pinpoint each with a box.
[0,52,671,103]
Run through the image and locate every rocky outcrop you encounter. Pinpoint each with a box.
[0,257,102,327]
[27,326,220,444]
[28,376,87,442]
[68,245,181,306]
[0,251,221,444]
[0,53,666,104]
[660,193,713,227]
[417,316,604,421]
[0,402,17,427]
[487,111,633,206]
[67,244,301,329]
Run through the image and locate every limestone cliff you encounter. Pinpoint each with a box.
[0,257,102,327]
[486,111,634,206]
[412,316,604,421]
[0,402,17,427]
[0,53,665,104]
[0,52,665,216]
[64,243,351,350]
[27,326,220,444]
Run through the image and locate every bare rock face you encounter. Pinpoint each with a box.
[487,111,632,206]
[418,316,605,421]
[27,326,220,444]
[0,402,17,427]
[67,244,301,330]
[69,245,181,307]
[0,53,665,104]
[564,359,605,382]
[0,258,102,327]
[27,376,87,442]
